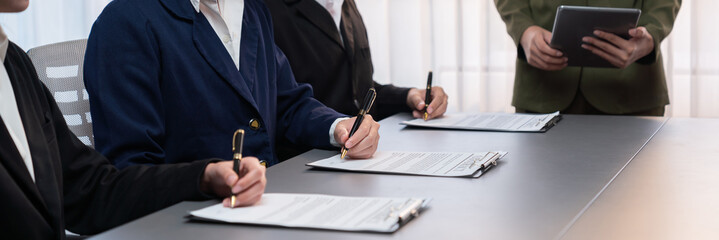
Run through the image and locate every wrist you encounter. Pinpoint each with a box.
[200,163,215,194]
[329,117,349,147]
[406,88,420,109]
[520,26,535,47]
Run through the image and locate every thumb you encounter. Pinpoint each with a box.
[629,27,646,38]
[415,100,426,111]
[408,94,424,111]
[221,165,239,193]
[542,30,553,44]
[335,124,349,145]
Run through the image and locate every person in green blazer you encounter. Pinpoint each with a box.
[494,0,682,116]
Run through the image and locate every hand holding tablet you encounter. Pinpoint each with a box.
[580,26,655,68]
[520,26,569,71]
[548,5,643,68]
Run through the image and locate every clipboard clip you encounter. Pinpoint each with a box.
[385,199,424,224]
[540,114,562,132]
[546,115,562,127]
[472,152,500,171]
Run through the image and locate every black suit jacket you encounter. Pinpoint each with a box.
[0,42,212,239]
[266,0,410,120]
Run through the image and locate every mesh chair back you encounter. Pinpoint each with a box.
[27,39,94,147]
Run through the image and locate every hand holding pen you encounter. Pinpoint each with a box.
[335,88,381,159]
[198,129,267,208]
[406,71,449,120]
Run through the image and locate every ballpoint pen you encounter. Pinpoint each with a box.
[423,71,433,121]
[340,88,377,159]
[231,129,244,208]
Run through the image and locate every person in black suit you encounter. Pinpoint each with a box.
[265,0,449,121]
[0,1,266,239]
[266,0,449,160]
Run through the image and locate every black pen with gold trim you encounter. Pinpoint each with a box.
[340,88,377,159]
[423,71,433,121]
[231,129,244,208]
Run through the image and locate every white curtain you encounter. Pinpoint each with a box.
[2,0,717,117]
[358,0,517,114]
[662,0,719,117]
[0,0,110,51]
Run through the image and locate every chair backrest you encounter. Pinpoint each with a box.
[27,39,94,148]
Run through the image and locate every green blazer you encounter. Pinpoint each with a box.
[494,0,681,114]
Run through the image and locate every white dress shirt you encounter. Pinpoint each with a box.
[191,0,244,70]
[190,0,344,146]
[0,26,35,182]
[315,0,344,32]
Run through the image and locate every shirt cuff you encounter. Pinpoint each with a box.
[329,117,350,147]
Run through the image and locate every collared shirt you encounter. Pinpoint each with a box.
[190,0,343,146]
[315,0,344,31]
[0,26,35,182]
[191,0,244,70]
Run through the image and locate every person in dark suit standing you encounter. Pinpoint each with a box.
[265,0,449,121]
[0,1,266,239]
[84,0,381,169]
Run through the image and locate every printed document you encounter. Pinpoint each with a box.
[306,151,506,177]
[401,112,560,132]
[189,193,429,232]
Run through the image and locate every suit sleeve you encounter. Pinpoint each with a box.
[372,81,411,120]
[83,2,167,169]
[494,0,534,47]
[52,91,214,235]
[273,45,346,149]
[636,0,682,64]
[15,46,214,234]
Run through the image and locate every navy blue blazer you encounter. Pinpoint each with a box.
[84,0,345,168]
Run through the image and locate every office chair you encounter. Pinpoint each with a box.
[27,39,94,148]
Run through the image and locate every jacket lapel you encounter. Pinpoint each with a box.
[0,62,54,226]
[192,12,259,110]
[0,118,45,209]
[289,0,345,48]
[23,113,64,232]
[160,0,195,20]
[239,5,259,92]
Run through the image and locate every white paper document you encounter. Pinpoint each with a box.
[306,151,506,177]
[189,193,430,232]
[401,112,561,132]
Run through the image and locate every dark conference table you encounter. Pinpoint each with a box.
[92,113,710,239]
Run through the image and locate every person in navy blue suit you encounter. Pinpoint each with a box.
[84,0,380,169]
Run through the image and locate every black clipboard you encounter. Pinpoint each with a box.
[549,5,641,68]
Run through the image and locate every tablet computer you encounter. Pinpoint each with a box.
[549,5,641,68]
